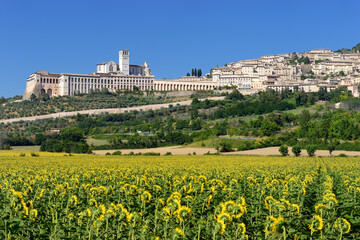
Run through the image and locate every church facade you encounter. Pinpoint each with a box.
[23,50,154,99]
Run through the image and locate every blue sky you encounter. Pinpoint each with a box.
[0,0,359,98]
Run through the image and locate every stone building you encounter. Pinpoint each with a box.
[23,50,154,99]
[23,47,360,100]
[210,48,360,93]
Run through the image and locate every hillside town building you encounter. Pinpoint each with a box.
[23,50,154,99]
[211,48,360,95]
[23,48,360,100]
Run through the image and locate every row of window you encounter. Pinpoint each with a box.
[69,78,152,84]
[40,78,58,84]
[71,83,152,89]
[71,85,152,95]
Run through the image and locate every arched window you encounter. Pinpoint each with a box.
[109,65,113,72]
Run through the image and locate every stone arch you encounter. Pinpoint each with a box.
[40,89,46,94]
[47,89,52,96]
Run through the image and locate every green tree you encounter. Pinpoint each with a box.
[260,120,280,136]
[186,72,190,76]
[352,43,360,52]
[298,110,311,136]
[40,93,50,101]
[30,94,37,101]
[226,89,245,101]
[306,145,317,157]
[304,56,310,64]
[218,141,233,152]
[292,145,301,157]
[197,69,202,77]
[194,68,197,77]
[133,86,140,92]
[279,145,289,156]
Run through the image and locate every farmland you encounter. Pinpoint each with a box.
[0,152,359,239]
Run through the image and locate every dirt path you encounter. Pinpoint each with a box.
[94,146,360,157]
[222,146,360,157]
[93,146,218,155]
[0,96,224,124]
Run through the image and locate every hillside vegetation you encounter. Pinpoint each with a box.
[0,89,217,120]
[2,87,360,154]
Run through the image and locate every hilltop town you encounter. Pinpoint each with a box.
[23,44,360,100]
[211,44,360,95]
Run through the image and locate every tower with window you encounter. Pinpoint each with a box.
[119,49,130,75]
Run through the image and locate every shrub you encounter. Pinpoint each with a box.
[219,142,234,152]
[338,153,348,157]
[279,145,289,156]
[143,152,160,156]
[112,151,122,155]
[30,152,39,157]
[292,145,301,157]
[306,145,317,157]
[165,152,172,156]
[105,153,111,156]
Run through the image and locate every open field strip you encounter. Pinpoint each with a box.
[93,146,360,157]
[1,153,359,239]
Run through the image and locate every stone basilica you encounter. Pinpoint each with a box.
[23,50,154,99]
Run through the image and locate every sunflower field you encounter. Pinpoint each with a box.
[0,151,359,239]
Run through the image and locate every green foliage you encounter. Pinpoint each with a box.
[5,133,34,146]
[218,141,234,152]
[143,152,160,156]
[335,48,351,53]
[352,43,360,52]
[292,145,302,157]
[226,89,245,101]
[112,151,122,155]
[306,145,317,157]
[0,92,172,119]
[30,152,39,157]
[0,96,5,104]
[39,93,50,101]
[29,93,37,101]
[279,145,289,156]
[213,121,228,136]
[39,127,90,153]
[261,120,280,136]
[298,110,311,136]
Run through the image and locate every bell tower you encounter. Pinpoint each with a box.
[119,49,130,75]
